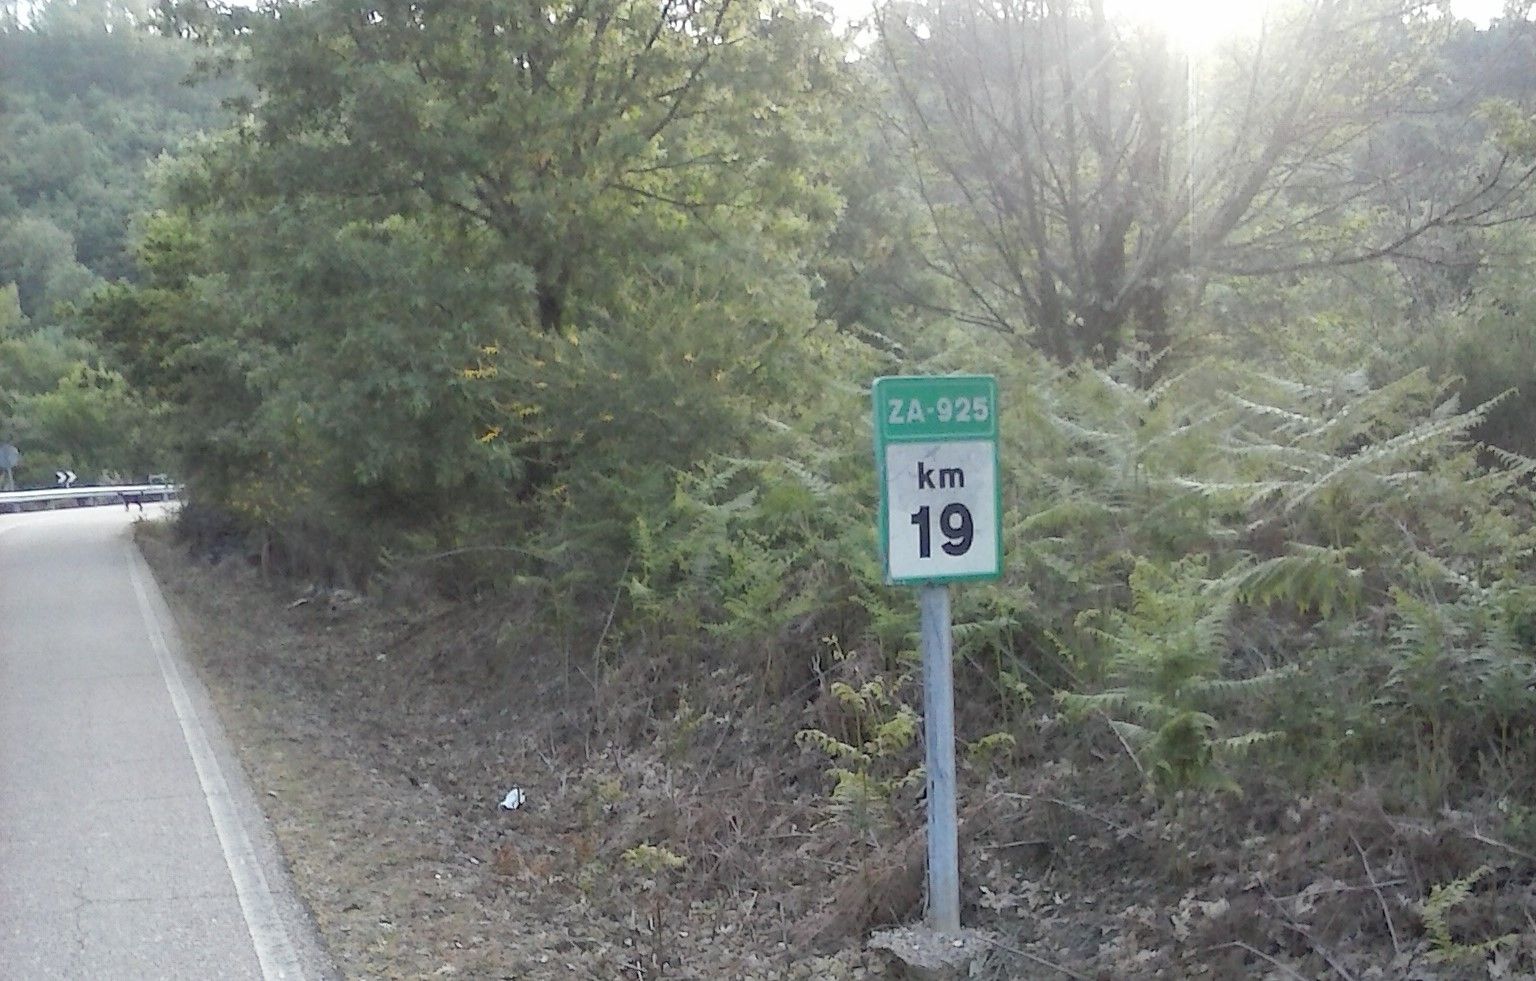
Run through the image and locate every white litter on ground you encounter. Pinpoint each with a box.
[498,788,526,811]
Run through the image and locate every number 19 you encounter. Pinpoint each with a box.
[911,503,974,558]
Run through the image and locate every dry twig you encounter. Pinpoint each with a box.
[1101,710,1149,782]
[1267,880,1406,904]
[1281,921,1357,981]
[1350,834,1401,956]
[985,938,1090,980]
[1001,792,1144,842]
[1260,878,1358,981]
[1465,826,1536,864]
[1213,941,1309,981]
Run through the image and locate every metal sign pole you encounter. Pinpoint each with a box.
[919,583,960,933]
[874,375,999,938]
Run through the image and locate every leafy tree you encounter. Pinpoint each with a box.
[875,0,1536,365]
[0,215,98,320]
[96,0,858,580]
[13,363,162,479]
[0,0,235,289]
[0,0,231,480]
[1404,223,1536,455]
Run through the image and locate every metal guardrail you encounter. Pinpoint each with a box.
[0,484,181,508]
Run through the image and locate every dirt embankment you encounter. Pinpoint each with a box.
[140,528,1536,980]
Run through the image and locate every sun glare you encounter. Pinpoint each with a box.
[1104,0,1273,52]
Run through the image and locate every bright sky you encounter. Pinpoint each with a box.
[1098,0,1512,51]
[826,0,1515,40]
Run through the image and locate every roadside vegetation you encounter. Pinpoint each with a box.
[11,0,1536,975]
[0,0,234,481]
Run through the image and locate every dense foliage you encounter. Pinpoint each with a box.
[64,0,1536,770]
[11,0,1536,971]
[0,0,232,481]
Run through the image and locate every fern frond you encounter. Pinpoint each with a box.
[1226,393,1319,430]
[1011,514,1111,549]
[1057,688,1134,715]
[1195,663,1300,695]
[1230,548,1364,617]
[1108,718,1152,746]
[1048,414,1126,446]
[795,728,872,766]
[1420,865,1518,964]
[777,457,836,499]
[1481,441,1536,478]
[1245,369,1330,399]
[1285,408,1487,512]
[1172,477,1289,501]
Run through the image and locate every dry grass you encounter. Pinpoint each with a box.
[139,527,1536,979]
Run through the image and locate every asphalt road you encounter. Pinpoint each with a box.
[0,505,334,980]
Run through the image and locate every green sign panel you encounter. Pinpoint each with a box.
[873,375,1002,585]
[875,376,997,442]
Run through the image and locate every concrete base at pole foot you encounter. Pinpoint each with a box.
[868,926,993,981]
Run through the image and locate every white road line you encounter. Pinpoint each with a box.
[126,547,306,981]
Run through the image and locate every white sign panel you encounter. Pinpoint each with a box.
[883,439,999,582]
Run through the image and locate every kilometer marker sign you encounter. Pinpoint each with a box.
[873,375,1002,585]
[873,374,1002,934]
